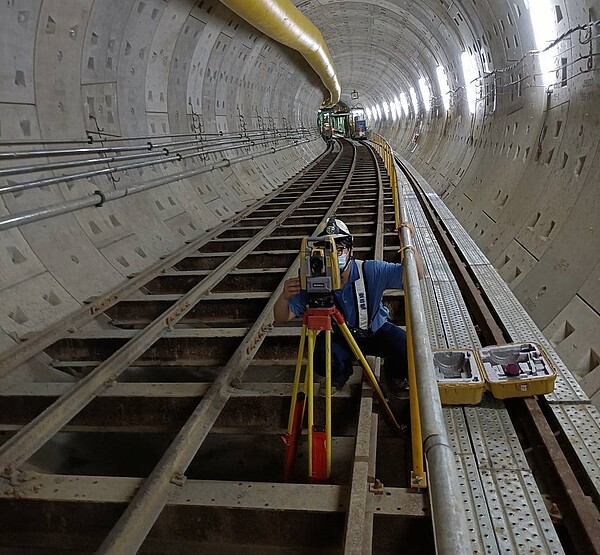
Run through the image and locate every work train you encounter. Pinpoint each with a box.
[317,102,367,141]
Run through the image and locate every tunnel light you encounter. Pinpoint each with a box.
[526,0,557,87]
[399,93,410,118]
[365,106,372,120]
[394,97,403,118]
[382,101,390,119]
[460,51,480,114]
[418,77,431,112]
[375,104,383,120]
[436,65,451,111]
[409,87,420,116]
[390,100,398,122]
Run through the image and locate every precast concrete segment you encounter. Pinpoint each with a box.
[219,0,340,106]
[0,142,350,471]
[0,143,336,379]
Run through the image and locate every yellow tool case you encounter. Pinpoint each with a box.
[433,349,486,405]
[478,342,557,399]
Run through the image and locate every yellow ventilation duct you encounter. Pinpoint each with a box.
[219,0,340,107]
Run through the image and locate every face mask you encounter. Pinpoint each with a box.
[337,253,348,270]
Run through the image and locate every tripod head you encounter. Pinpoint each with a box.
[299,235,342,308]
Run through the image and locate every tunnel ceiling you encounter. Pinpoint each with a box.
[0,0,599,401]
[296,0,461,108]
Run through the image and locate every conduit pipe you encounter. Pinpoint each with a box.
[219,0,340,107]
[0,133,313,195]
[0,136,317,232]
[0,127,308,160]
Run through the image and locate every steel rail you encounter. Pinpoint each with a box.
[0,137,317,232]
[343,143,386,554]
[0,128,303,160]
[96,140,360,555]
[0,141,345,472]
[0,133,316,195]
[394,160,472,553]
[0,141,335,381]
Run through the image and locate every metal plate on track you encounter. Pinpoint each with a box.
[479,469,564,555]
[464,401,529,471]
[420,278,447,349]
[444,408,500,554]
[431,279,481,349]
[444,406,563,554]
[549,403,600,498]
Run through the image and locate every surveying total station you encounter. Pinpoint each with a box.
[282,218,402,483]
[300,233,341,307]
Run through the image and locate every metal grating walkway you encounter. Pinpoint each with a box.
[397,161,566,554]
[400,157,600,525]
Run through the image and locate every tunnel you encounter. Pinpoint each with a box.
[0,0,599,553]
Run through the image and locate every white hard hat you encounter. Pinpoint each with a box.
[320,217,353,246]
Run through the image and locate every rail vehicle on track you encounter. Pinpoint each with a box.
[318,101,367,141]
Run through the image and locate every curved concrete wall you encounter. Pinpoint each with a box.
[0,0,325,356]
[0,0,599,401]
[303,0,600,403]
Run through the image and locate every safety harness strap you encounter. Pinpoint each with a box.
[353,260,370,333]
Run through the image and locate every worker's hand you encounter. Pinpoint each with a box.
[397,221,416,237]
[282,277,301,300]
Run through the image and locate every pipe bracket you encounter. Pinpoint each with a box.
[94,190,107,207]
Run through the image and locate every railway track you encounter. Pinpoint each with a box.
[3,136,598,554]
[0,138,429,554]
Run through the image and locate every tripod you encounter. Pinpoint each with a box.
[282,305,403,482]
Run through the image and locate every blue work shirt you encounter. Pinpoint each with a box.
[288,259,403,332]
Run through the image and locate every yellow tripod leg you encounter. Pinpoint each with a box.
[325,329,332,478]
[307,329,315,477]
[286,324,307,435]
[337,322,402,433]
[406,300,426,488]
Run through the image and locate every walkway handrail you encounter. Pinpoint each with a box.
[370,132,423,486]
[370,133,400,229]
[370,132,472,554]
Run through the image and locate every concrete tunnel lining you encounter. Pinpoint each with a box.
[0,1,599,401]
[0,1,599,553]
[0,1,600,396]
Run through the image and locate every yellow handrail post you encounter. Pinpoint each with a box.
[370,132,425,487]
[405,297,426,488]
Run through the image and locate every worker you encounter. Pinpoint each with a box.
[273,217,424,397]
